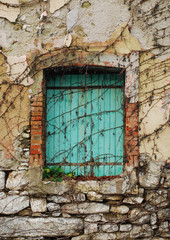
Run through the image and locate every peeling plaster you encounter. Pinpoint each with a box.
[50,0,70,13]
[0,0,20,22]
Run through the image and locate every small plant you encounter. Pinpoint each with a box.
[43,165,74,182]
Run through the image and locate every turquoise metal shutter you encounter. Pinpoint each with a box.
[46,72,124,176]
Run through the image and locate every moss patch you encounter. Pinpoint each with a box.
[81,1,91,8]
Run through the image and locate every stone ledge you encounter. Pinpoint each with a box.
[26,167,137,196]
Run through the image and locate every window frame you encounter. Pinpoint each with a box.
[45,67,125,177]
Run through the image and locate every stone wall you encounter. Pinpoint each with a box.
[0,0,169,239]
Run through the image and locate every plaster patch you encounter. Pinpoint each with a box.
[7,55,28,82]
[50,0,70,13]
[67,7,79,30]
[0,0,20,22]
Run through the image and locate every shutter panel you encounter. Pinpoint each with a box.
[46,72,124,176]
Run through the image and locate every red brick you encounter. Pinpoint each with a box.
[31,121,42,125]
[31,107,43,112]
[31,111,43,116]
[30,149,42,155]
[31,130,42,135]
[31,135,42,140]
[31,116,43,121]
[31,101,43,107]
[31,125,43,130]
[31,145,42,150]
[31,139,43,144]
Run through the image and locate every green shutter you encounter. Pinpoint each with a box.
[46,72,124,176]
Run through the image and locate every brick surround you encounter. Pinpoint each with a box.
[30,90,139,171]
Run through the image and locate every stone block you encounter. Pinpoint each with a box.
[47,195,71,203]
[73,193,86,202]
[100,180,119,194]
[47,202,60,212]
[6,171,28,190]
[30,198,47,213]
[119,224,132,232]
[62,203,109,214]
[102,223,118,232]
[123,196,143,204]
[151,213,157,225]
[110,205,129,214]
[0,217,83,237]
[159,221,169,232]
[87,191,103,201]
[0,171,5,190]
[92,233,116,240]
[75,181,100,193]
[84,222,98,234]
[84,214,103,222]
[146,189,168,206]
[104,195,123,201]
[129,208,150,224]
[116,231,130,239]
[72,235,90,240]
[130,224,153,238]
[0,195,29,214]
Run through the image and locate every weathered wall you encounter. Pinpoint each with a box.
[0,0,169,239]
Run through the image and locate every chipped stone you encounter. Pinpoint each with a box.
[30,198,47,213]
[0,195,29,214]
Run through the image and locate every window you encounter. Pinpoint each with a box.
[45,68,124,177]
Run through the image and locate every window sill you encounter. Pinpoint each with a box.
[27,167,138,196]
